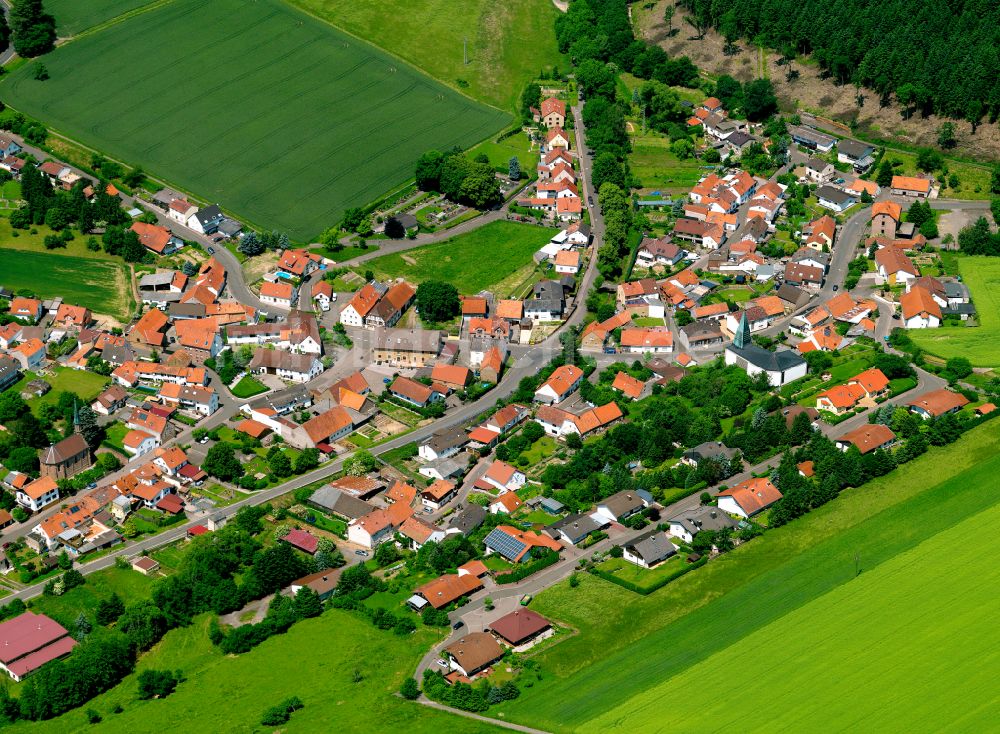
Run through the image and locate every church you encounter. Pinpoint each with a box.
[38,404,93,481]
[724,312,807,387]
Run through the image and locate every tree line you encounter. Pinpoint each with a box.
[678,0,1000,124]
[413,147,501,210]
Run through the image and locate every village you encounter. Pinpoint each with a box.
[0,85,994,711]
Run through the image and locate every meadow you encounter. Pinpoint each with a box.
[0,0,509,241]
[360,220,556,293]
[494,418,1000,731]
[289,0,564,111]
[14,367,111,414]
[629,136,706,193]
[908,255,1000,366]
[0,249,133,320]
[587,502,1000,732]
[46,0,155,35]
[5,611,502,733]
[883,149,994,200]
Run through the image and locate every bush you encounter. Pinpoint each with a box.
[260,696,303,726]
[136,669,180,700]
[400,677,420,700]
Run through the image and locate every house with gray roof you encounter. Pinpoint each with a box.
[623,528,677,568]
[307,487,374,521]
[447,505,487,536]
[546,512,607,545]
[667,505,738,543]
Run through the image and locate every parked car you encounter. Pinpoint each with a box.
[355,549,369,557]
[832,284,839,291]
[520,594,532,606]
[452,620,465,630]
[436,659,448,668]
[207,246,215,254]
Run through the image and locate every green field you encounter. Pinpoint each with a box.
[361,220,556,293]
[0,247,133,320]
[0,0,509,241]
[289,0,564,111]
[908,256,1000,366]
[46,0,155,35]
[628,136,706,193]
[467,132,537,175]
[495,418,1000,732]
[587,500,1000,732]
[5,611,500,733]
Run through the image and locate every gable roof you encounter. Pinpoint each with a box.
[907,389,969,417]
[837,424,896,453]
[718,477,782,515]
[872,200,902,221]
[891,175,931,193]
[611,371,644,399]
[900,286,941,320]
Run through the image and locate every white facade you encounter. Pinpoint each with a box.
[716,495,749,518]
[339,305,364,328]
[724,347,808,387]
[904,312,940,329]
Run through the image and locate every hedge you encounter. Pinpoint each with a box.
[659,482,707,507]
[495,550,559,585]
[588,556,708,595]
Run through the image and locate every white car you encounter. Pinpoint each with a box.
[436,659,448,668]
[331,293,338,302]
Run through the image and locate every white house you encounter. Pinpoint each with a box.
[533,364,583,404]
[623,529,677,569]
[122,430,160,457]
[482,461,526,494]
[259,281,296,309]
[167,199,197,225]
[716,477,782,518]
[15,477,59,513]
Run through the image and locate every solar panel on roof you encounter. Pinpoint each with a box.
[484,528,527,561]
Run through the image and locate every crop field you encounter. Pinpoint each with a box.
[495,419,1000,732]
[46,0,155,35]
[587,502,1000,732]
[360,220,556,293]
[5,611,502,733]
[908,256,1000,366]
[0,249,133,320]
[289,0,564,111]
[0,0,509,241]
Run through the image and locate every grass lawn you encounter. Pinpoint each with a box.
[594,556,684,590]
[1,0,509,241]
[361,220,556,294]
[587,501,1000,732]
[230,375,268,399]
[467,132,537,175]
[103,422,129,451]
[628,135,706,193]
[521,436,556,465]
[289,0,564,111]
[630,316,664,327]
[17,367,110,414]
[0,248,133,320]
[494,418,1000,732]
[716,287,754,302]
[45,0,155,35]
[28,566,154,630]
[909,255,1000,366]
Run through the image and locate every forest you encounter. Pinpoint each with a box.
[678,0,1000,122]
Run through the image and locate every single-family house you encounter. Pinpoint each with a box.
[836,424,896,454]
[900,286,941,328]
[623,528,677,569]
[482,461,526,494]
[533,364,583,404]
[717,476,782,518]
[891,175,931,198]
[907,389,969,420]
[593,490,648,524]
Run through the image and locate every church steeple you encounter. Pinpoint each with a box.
[733,311,750,349]
[73,399,81,433]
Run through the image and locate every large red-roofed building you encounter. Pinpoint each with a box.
[0,612,78,681]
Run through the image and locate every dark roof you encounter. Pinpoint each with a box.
[815,185,855,205]
[546,512,604,543]
[308,487,374,519]
[775,283,809,307]
[727,342,807,372]
[195,204,224,226]
[625,528,677,565]
[394,213,418,230]
[448,504,487,534]
[489,609,551,646]
[668,505,738,536]
[837,139,875,160]
[682,441,738,463]
[726,131,754,147]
